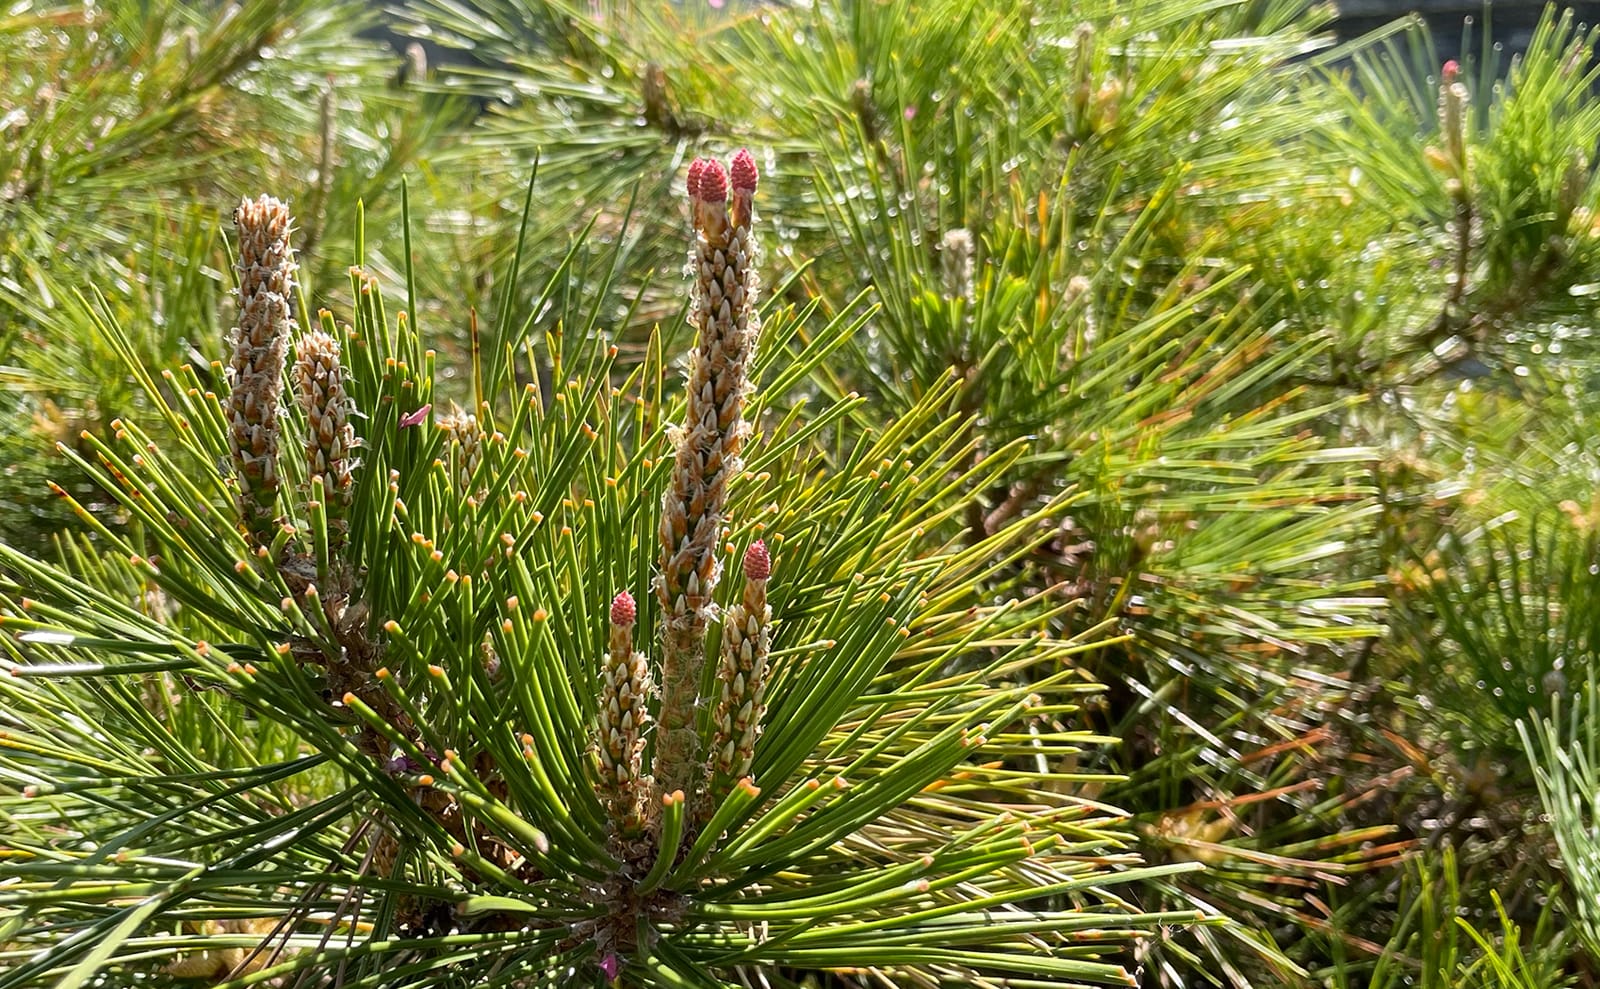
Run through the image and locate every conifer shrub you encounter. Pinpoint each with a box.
[0,156,1202,987]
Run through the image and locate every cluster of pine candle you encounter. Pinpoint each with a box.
[220,151,775,974]
[0,126,1190,988]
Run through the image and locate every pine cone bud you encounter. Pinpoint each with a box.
[730,149,758,194]
[696,157,728,203]
[730,149,758,231]
[610,590,637,627]
[687,158,707,203]
[689,156,730,247]
[743,540,770,582]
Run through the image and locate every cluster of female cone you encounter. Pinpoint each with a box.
[594,151,772,862]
